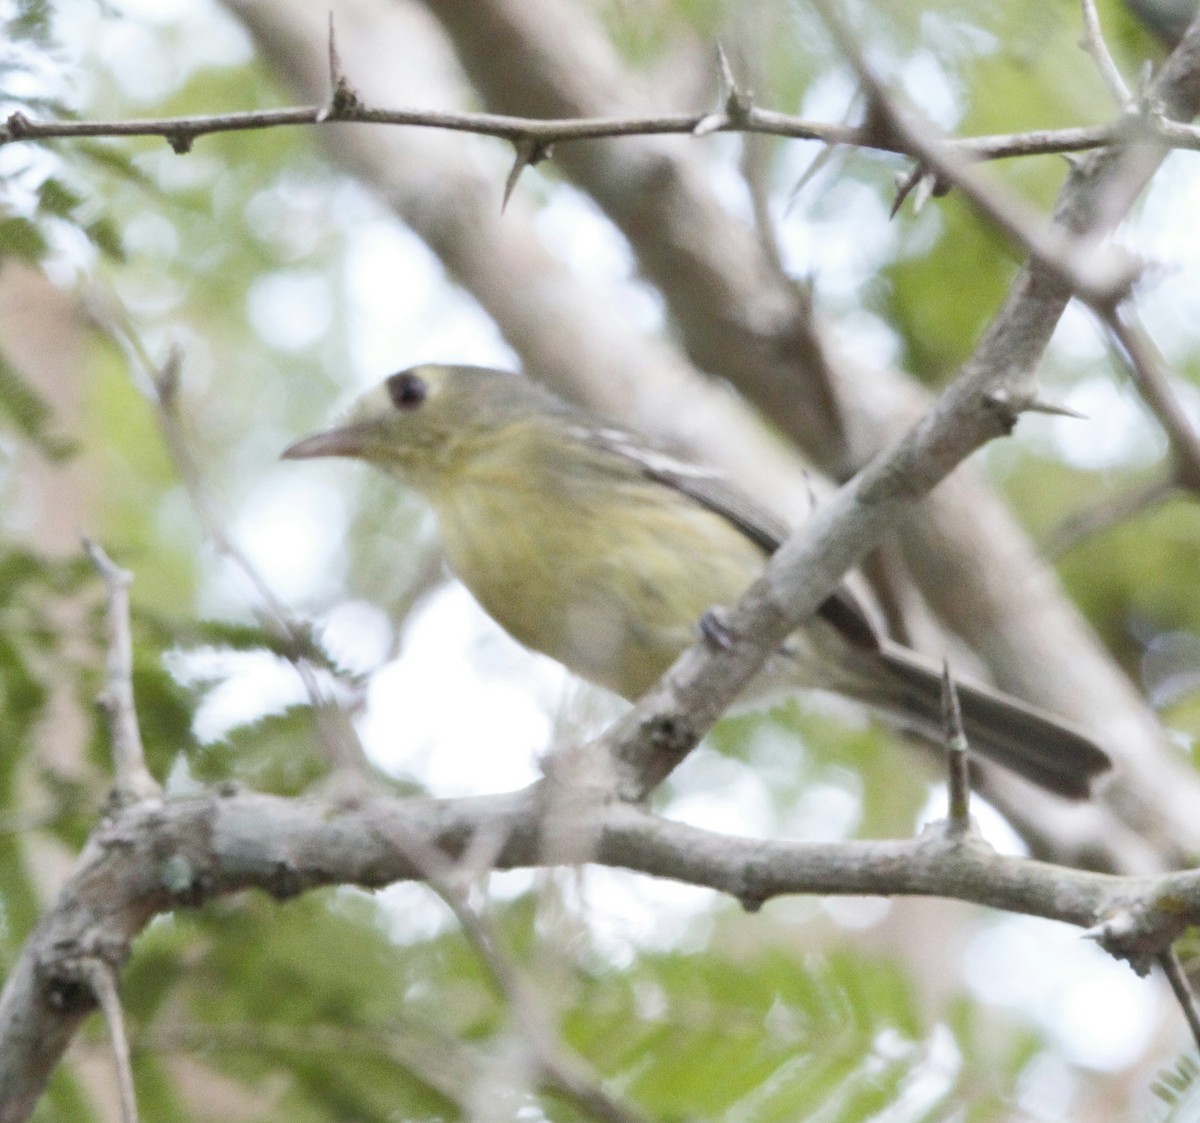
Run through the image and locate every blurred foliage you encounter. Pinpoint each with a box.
[0,0,1196,1121]
[52,889,1048,1122]
[1154,1053,1200,1122]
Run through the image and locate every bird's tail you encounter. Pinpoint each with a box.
[854,644,1112,799]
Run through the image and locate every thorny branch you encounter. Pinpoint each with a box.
[811,0,1141,310]
[2,71,1200,168]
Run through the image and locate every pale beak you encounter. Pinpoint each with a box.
[281,423,372,460]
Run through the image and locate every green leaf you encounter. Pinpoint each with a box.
[0,216,49,263]
[83,215,125,261]
[36,177,83,219]
[9,0,53,45]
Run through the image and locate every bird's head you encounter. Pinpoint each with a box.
[282,364,564,489]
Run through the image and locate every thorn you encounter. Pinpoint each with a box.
[940,659,972,833]
[502,136,550,212]
[322,13,362,120]
[713,41,753,124]
[912,172,939,212]
[1136,60,1155,99]
[699,608,738,652]
[694,42,750,134]
[982,389,1023,434]
[1022,397,1089,419]
[983,389,1087,424]
[692,113,727,137]
[891,165,947,218]
[715,41,736,100]
[328,11,342,82]
[890,165,925,218]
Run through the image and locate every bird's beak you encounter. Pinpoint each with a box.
[281,423,372,461]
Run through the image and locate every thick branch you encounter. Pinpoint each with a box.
[2,781,1197,1122]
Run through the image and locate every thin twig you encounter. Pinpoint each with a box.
[82,959,140,1123]
[1042,473,1176,558]
[1080,0,1133,108]
[153,355,371,774]
[810,0,1141,310]
[440,884,647,1123]
[1104,310,1200,492]
[724,40,787,279]
[1158,947,1200,1052]
[1153,115,1200,150]
[1,94,1190,163]
[940,661,972,834]
[86,298,371,775]
[82,539,161,804]
[379,821,650,1123]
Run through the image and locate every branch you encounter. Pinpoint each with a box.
[82,539,160,804]
[1042,473,1177,558]
[812,0,1140,309]
[82,959,139,1123]
[1158,947,1200,1052]
[2,94,1178,162]
[429,879,650,1123]
[1104,310,1200,492]
[85,307,371,777]
[590,330,1092,798]
[369,810,651,1123]
[1079,0,1134,108]
[5,780,1200,1122]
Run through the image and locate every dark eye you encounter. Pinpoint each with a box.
[386,371,428,410]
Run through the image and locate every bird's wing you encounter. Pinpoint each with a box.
[586,426,881,652]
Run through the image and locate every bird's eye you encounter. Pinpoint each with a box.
[386,371,428,410]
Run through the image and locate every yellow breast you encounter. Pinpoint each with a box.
[429,438,767,700]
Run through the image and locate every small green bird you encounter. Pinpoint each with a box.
[283,363,1112,798]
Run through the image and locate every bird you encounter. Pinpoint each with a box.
[282,363,1112,799]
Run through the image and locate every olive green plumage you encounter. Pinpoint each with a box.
[284,364,1112,799]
